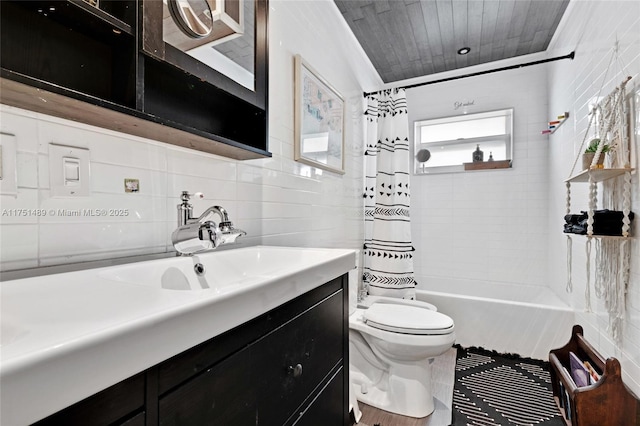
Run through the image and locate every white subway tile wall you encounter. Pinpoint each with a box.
[0,0,378,271]
[547,1,640,396]
[407,65,550,289]
[407,0,640,396]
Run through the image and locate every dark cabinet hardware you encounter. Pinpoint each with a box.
[288,363,303,378]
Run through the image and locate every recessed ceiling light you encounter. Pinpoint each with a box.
[457,47,471,55]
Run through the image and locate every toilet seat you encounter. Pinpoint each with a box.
[363,303,454,335]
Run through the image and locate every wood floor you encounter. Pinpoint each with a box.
[354,348,457,426]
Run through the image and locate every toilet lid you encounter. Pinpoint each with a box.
[363,303,454,335]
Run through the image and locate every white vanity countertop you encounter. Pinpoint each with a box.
[0,246,356,425]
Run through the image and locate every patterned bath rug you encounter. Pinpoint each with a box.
[451,346,565,426]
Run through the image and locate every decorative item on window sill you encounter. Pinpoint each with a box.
[472,144,483,162]
[541,112,569,134]
[466,144,512,170]
[415,148,431,174]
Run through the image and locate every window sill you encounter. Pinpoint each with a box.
[463,160,512,171]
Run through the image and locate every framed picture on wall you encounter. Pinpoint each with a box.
[294,54,345,174]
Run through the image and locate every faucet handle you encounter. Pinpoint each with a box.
[181,191,204,203]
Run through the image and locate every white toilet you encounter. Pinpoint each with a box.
[349,293,455,418]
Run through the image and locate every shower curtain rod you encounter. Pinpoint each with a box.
[363,51,575,97]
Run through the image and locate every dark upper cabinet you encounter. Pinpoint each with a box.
[0,0,270,160]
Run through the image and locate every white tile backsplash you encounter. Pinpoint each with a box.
[0,107,39,153]
[0,0,374,272]
[90,163,167,197]
[166,150,237,180]
[166,175,238,203]
[38,192,166,224]
[38,222,169,264]
[0,189,39,225]
[16,152,38,188]
[0,224,39,264]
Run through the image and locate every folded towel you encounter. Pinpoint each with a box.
[563,209,634,236]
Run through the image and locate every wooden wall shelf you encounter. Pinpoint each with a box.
[463,159,511,171]
[565,168,635,183]
[542,112,569,135]
[549,325,640,426]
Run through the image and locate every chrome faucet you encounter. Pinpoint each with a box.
[172,191,246,255]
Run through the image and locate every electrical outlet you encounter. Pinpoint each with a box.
[124,178,139,193]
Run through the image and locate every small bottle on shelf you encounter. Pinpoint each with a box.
[472,145,484,162]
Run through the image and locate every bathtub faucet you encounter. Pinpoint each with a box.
[172,191,246,255]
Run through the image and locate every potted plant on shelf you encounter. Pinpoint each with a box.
[582,138,610,170]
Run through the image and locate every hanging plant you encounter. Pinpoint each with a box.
[584,138,610,153]
[582,138,609,170]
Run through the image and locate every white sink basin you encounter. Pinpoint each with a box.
[1,245,355,425]
[0,318,29,347]
[98,246,340,291]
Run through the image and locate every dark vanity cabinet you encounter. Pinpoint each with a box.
[0,0,270,160]
[33,275,349,426]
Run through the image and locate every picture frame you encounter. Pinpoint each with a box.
[294,55,345,174]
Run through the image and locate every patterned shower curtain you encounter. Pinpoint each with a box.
[363,88,416,299]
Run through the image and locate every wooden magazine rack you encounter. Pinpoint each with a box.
[549,325,639,425]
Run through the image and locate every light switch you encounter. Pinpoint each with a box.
[63,157,81,185]
[49,144,90,197]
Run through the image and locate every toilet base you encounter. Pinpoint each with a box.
[351,358,435,418]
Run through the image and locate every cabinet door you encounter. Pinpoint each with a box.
[159,346,256,425]
[290,368,345,426]
[254,290,344,425]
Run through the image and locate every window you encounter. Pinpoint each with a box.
[414,108,513,174]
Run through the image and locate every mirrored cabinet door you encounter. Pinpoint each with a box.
[142,0,267,109]
[163,0,254,91]
[140,0,269,154]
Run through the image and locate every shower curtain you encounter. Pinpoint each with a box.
[363,88,416,299]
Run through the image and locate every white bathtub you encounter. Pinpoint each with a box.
[416,280,575,360]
